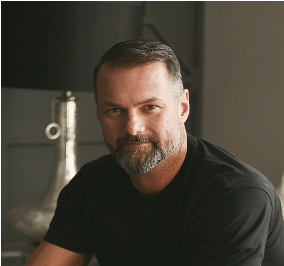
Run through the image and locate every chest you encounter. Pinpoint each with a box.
[88,189,194,266]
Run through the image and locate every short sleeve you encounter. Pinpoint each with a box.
[44,165,93,253]
[191,188,273,266]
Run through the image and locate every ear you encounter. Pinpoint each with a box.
[179,89,190,124]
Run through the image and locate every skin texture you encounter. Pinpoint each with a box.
[24,241,92,266]
[96,62,190,196]
[24,61,190,264]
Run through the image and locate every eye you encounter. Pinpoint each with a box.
[110,108,122,113]
[145,105,157,110]
[106,108,123,115]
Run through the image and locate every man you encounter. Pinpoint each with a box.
[25,39,284,266]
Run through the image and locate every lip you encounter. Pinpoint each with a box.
[124,142,151,146]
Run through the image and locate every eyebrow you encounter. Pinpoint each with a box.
[104,97,165,108]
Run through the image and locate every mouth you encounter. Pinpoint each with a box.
[115,134,157,151]
[124,141,151,146]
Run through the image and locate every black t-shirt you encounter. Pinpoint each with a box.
[44,134,284,266]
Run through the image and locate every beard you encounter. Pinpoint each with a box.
[104,129,182,174]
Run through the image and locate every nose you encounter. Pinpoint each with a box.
[125,111,145,136]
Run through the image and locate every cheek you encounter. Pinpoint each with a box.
[100,120,114,135]
[147,113,175,135]
[101,120,123,140]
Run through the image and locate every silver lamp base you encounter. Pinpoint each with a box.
[277,172,284,217]
[7,91,78,243]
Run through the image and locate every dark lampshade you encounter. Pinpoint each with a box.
[1,2,143,92]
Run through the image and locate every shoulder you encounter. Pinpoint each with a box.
[187,134,276,203]
[78,154,117,175]
[59,154,125,202]
[185,135,284,241]
[70,154,120,184]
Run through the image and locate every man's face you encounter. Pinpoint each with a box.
[96,62,188,173]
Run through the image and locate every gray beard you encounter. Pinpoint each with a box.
[106,133,181,174]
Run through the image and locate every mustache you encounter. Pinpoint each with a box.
[116,134,158,147]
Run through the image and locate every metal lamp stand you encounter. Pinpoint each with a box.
[7,91,78,243]
[277,173,284,216]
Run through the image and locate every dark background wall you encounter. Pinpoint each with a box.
[201,2,284,188]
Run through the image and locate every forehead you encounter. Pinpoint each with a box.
[98,61,170,81]
[96,62,173,98]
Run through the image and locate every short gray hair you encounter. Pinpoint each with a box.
[93,39,183,104]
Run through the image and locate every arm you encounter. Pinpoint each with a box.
[191,188,272,266]
[24,241,92,266]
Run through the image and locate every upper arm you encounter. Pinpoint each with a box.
[24,241,92,266]
[191,188,272,266]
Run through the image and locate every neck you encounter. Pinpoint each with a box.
[129,128,188,197]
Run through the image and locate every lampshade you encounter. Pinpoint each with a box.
[1,1,143,92]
